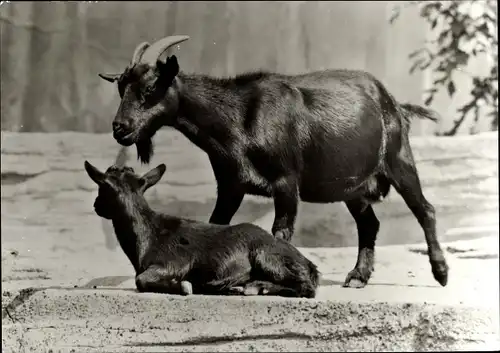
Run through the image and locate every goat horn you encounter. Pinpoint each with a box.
[131,41,150,66]
[139,35,190,66]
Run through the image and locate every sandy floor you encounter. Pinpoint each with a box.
[1,131,499,351]
[1,130,498,285]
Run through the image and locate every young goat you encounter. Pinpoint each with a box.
[84,160,319,298]
[99,35,449,289]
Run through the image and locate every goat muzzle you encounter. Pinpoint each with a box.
[112,121,129,135]
[112,121,136,146]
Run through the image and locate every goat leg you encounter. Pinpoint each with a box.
[135,265,190,295]
[241,280,300,297]
[209,184,245,225]
[343,200,379,288]
[387,141,449,287]
[271,176,299,242]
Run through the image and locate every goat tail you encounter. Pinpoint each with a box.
[400,103,441,123]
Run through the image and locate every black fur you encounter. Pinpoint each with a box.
[84,161,319,298]
[99,56,449,289]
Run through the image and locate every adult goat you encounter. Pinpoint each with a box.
[99,35,449,288]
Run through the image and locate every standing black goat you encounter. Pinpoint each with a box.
[99,35,449,289]
[84,160,319,298]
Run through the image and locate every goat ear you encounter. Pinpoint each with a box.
[98,73,121,83]
[139,163,167,192]
[84,161,106,186]
[157,55,179,82]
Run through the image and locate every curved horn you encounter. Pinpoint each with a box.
[130,41,150,66]
[140,35,190,66]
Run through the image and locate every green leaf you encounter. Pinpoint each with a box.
[389,10,400,24]
[437,30,449,45]
[409,58,425,74]
[490,65,498,77]
[421,61,432,70]
[447,80,456,97]
[434,75,448,85]
[476,22,493,39]
[409,48,429,59]
[431,18,438,29]
[455,51,469,66]
[420,5,431,18]
[451,20,466,36]
[436,61,449,72]
[437,46,449,56]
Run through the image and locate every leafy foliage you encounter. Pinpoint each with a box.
[390,0,498,135]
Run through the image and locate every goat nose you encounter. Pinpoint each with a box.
[113,121,127,132]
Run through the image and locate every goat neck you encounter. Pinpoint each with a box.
[111,194,158,273]
[172,73,243,158]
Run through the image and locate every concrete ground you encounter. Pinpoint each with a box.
[2,236,499,352]
[1,131,499,352]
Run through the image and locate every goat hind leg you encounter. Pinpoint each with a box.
[343,201,379,288]
[241,280,299,297]
[253,250,315,298]
[388,146,448,286]
[202,268,252,296]
[135,266,191,295]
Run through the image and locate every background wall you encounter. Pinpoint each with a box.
[1,0,479,136]
[0,1,497,275]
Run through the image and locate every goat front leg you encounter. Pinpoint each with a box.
[209,184,245,225]
[135,265,192,295]
[271,176,299,242]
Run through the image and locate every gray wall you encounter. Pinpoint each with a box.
[0,1,488,135]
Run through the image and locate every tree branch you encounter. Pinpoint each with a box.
[390,0,498,135]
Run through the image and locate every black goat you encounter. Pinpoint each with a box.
[84,160,319,298]
[99,35,449,289]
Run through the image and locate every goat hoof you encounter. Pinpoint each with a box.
[344,278,366,288]
[243,285,261,296]
[274,229,291,242]
[343,269,369,289]
[431,260,449,287]
[180,281,193,295]
[242,281,273,296]
[227,286,245,295]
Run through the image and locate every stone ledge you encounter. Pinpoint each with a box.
[2,288,499,353]
[2,236,499,352]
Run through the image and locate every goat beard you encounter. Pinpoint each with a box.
[135,117,164,164]
[135,138,154,164]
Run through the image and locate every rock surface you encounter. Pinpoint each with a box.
[1,130,498,249]
[1,130,499,352]
[2,235,499,352]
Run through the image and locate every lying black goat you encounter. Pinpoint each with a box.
[99,35,448,288]
[84,161,319,297]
